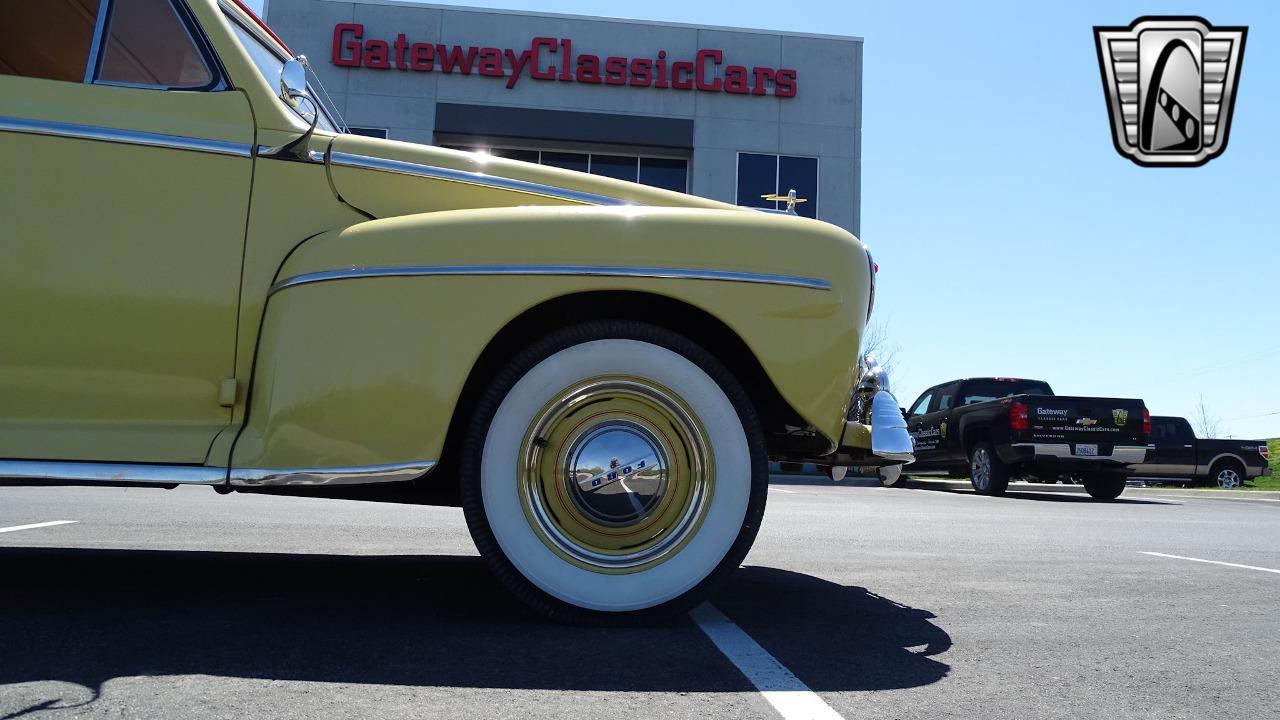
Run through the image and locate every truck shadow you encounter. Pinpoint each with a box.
[0,547,950,716]
[906,481,1178,504]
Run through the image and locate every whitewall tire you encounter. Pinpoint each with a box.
[461,321,768,624]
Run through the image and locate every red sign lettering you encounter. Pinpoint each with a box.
[329,25,798,97]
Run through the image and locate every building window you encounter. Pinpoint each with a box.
[735,153,819,219]
[445,145,689,193]
[347,127,389,139]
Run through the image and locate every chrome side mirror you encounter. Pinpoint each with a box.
[263,56,322,163]
[279,57,309,107]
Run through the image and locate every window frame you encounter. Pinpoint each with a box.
[908,390,935,418]
[734,151,821,218]
[86,0,228,92]
[222,10,339,133]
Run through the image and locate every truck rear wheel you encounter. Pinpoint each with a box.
[969,441,1009,496]
[460,321,768,624]
[1082,474,1126,500]
[1209,461,1244,489]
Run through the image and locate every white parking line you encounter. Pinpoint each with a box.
[0,520,78,535]
[769,487,798,494]
[691,603,844,720]
[1140,552,1280,575]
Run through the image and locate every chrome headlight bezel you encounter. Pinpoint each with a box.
[865,250,876,321]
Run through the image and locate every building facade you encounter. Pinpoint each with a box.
[264,0,863,232]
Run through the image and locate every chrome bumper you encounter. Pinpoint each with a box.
[1009,443,1148,464]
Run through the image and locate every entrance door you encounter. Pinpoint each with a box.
[0,0,254,463]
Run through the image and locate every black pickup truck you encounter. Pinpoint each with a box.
[904,378,1149,500]
[1130,416,1272,488]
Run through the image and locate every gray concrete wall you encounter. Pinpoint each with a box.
[263,0,861,233]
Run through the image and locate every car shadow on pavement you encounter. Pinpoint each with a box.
[0,547,950,716]
[906,483,1178,505]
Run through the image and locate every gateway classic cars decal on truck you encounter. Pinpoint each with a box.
[331,24,799,96]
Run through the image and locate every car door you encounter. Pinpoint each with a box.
[905,387,942,468]
[1136,418,1197,478]
[0,0,254,464]
[927,381,965,464]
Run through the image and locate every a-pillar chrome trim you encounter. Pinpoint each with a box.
[0,460,227,485]
[229,460,435,487]
[329,151,629,206]
[269,264,831,296]
[0,117,253,158]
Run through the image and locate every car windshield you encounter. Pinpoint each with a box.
[960,380,1052,405]
[226,16,340,133]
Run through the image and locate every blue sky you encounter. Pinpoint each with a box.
[252,0,1279,439]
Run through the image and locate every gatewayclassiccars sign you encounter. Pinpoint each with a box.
[331,24,798,97]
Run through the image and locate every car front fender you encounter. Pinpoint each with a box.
[230,205,870,476]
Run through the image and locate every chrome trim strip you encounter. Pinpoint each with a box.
[270,265,831,295]
[230,460,435,487]
[0,117,252,158]
[0,460,226,485]
[329,151,628,206]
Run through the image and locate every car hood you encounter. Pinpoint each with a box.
[326,133,740,219]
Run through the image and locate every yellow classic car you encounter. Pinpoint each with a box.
[0,0,912,621]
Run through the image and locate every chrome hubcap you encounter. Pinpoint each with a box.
[564,421,670,526]
[519,377,713,573]
[972,448,991,490]
[1217,469,1241,488]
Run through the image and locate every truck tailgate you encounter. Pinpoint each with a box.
[1022,396,1147,451]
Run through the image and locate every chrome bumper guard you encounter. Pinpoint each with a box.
[868,391,915,463]
[845,354,915,465]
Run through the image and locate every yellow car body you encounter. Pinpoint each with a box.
[0,0,883,487]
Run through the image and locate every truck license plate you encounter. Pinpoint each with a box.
[1075,444,1098,457]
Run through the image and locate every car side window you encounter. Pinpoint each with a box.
[1175,419,1196,441]
[93,0,216,89]
[936,383,957,411]
[909,392,934,418]
[0,0,103,83]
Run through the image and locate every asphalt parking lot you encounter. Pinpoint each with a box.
[1,479,1277,720]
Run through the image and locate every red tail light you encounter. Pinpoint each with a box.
[1142,408,1151,436]
[1010,401,1029,431]
[1261,445,1271,460]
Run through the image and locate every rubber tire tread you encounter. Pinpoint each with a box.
[1207,460,1245,489]
[970,440,1009,496]
[1082,474,1127,500]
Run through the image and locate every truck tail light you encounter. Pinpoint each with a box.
[1261,445,1271,460]
[1142,408,1151,436]
[1010,401,1029,431]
